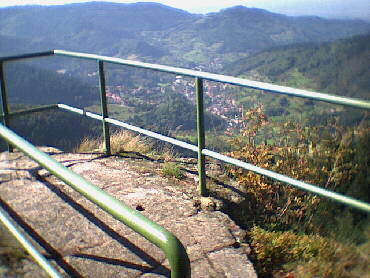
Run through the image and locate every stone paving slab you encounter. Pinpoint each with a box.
[0,148,257,277]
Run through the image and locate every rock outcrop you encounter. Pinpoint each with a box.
[0,148,257,277]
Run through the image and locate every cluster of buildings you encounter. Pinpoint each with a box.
[171,76,243,129]
[86,70,244,131]
[105,91,122,103]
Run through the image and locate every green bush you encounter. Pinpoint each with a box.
[0,225,29,269]
[249,226,326,276]
[249,226,370,278]
[162,162,184,180]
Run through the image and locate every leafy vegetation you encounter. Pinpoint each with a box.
[223,106,369,277]
[250,226,370,278]
[162,162,185,180]
[222,33,370,131]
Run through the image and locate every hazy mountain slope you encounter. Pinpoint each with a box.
[175,6,370,53]
[144,6,370,67]
[0,2,197,57]
[225,33,370,100]
[4,62,98,106]
[0,35,51,55]
[1,3,369,68]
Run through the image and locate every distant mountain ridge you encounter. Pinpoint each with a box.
[1,2,369,68]
[187,6,370,53]
[0,2,196,57]
[1,2,369,153]
[225,33,370,100]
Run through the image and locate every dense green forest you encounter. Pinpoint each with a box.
[0,62,102,152]
[223,33,370,127]
[128,89,225,132]
[3,33,367,149]
[4,62,99,106]
[0,105,101,152]
[226,33,370,100]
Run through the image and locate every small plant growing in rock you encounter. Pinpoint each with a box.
[162,162,184,180]
[249,225,370,278]
[0,225,29,274]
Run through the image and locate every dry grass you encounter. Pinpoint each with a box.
[75,130,153,155]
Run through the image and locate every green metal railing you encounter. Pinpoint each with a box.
[1,49,370,210]
[0,123,190,278]
[1,49,370,276]
[0,206,63,278]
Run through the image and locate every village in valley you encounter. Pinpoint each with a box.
[102,73,243,131]
[56,62,247,133]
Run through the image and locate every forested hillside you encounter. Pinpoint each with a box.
[150,6,370,66]
[4,62,99,106]
[1,3,369,69]
[222,33,370,125]
[0,2,197,59]
[0,106,101,152]
[226,33,370,100]
[1,2,369,130]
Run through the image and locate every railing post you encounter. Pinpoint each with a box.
[195,77,207,196]
[98,60,111,155]
[0,62,12,152]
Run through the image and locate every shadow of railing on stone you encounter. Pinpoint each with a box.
[0,198,84,278]
[32,166,170,276]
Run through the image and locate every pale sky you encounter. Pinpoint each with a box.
[0,0,369,20]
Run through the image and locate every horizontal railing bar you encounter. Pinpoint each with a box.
[0,104,59,119]
[53,50,370,110]
[0,123,190,278]
[57,104,102,120]
[0,50,55,62]
[58,104,370,213]
[0,49,368,109]
[202,149,370,213]
[57,104,199,153]
[0,207,63,278]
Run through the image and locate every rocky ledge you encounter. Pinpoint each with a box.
[0,147,257,278]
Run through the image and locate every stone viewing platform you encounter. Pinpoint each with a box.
[0,147,257,277]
